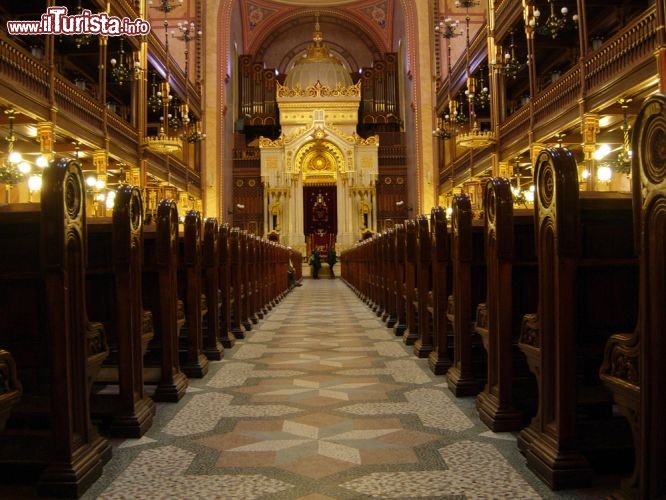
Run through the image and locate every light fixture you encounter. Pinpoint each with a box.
[616,97,632,174]
[454,2,495,149]
[433,116,451,139]
[597,165,612,182]
[527,1,578,39]
[434,16,461,39]
[147,71,163,113]
[433,15,461,140]
[171,19,206,144]
[145,11,182,155]
[504,31,526,80]
[63,0,93,49]
[110,37,141,86]
[0,109,31,187]
[148,0,183,12]
[474,66,490,109]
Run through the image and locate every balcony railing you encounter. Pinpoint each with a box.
[0,38,49,107]
[584,8,656,94]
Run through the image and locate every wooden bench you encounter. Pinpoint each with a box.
[517,147,638,490]
[414,215,434,358]
[382,229,397,328]
[178,210,209,378]
[0,349,22,430]
[217,223,236,348]
[428,207,452,374]
[474,178,538,432]
[446,193,486,397]
[392,223,408,336]
[201,217,224,359]
[142,200,188,402]
[402,219,419,345]
[599,93,666,499]
[86,185,155,438]
[0,159,109,497]
[229,227,247,339]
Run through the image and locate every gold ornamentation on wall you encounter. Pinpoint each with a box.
[276,80,362,98]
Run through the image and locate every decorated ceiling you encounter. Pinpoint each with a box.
[239,0,395,58]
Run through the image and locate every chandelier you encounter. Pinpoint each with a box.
[145,11,182,155]
[147,71,163,113]
[474,66,490,109]
[504,31,526,80]
[433,15,462,140]
[60,0,93,49]
[527,1,578,39]
[148,0,183,12]
[616,98,632,174]
[0,109,31,186]
[455,1,495,149]
[110,37,140,85]
[433,116,451,139]
[172,19,206,144]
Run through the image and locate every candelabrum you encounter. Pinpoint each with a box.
[434,17,461,39]
[433,116,451,139]
[171,19,206,143]
[147,71,163,113]
[148,0,183,13]
[474,67,490,109]
[110,37,141,85]
[0,109,30,186]
[527,1,578,39]
[504,31,526,80]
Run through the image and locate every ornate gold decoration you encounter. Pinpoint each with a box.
[277,80,362,99]
[145,128,182,154]
[455,122,496,149]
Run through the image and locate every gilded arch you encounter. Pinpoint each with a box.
[296,140,345,185]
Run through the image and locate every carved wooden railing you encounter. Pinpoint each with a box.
[498,105,531,154]
[0,38,49,105]
[584,8,656,94]
[54,74,105,133]
[532,68,581,128]
[107,112,140,159]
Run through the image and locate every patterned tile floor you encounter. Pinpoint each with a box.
[71,278,616,499]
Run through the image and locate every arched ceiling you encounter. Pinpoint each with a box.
[239,0,397,72]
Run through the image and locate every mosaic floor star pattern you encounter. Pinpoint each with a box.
[76,278,614,499]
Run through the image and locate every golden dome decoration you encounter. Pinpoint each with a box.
[279,13,359,98]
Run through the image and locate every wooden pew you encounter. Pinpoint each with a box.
[246,234,260,324]
[142,200,188,402]
[517,147,638,490]
[414,215,433,358]
[600,93,666,499]
[0,159,109,497]
[428,207,452,374]
[86,185,155,438]
[178,210,209,378]
[383,229,397,328]
[446,193,486,397]
[229,228,247,339]
[392,223,408,336]
[401,219,419,345]
[370,233,385,318]
[201,217,224,360]
[218,223,236,348]
[474,178,538,432]
[0,349,22,430]
[239,231,253,331]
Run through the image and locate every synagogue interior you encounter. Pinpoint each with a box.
[0,0,664,498]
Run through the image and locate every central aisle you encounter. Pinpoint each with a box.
[83,279,572,499]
